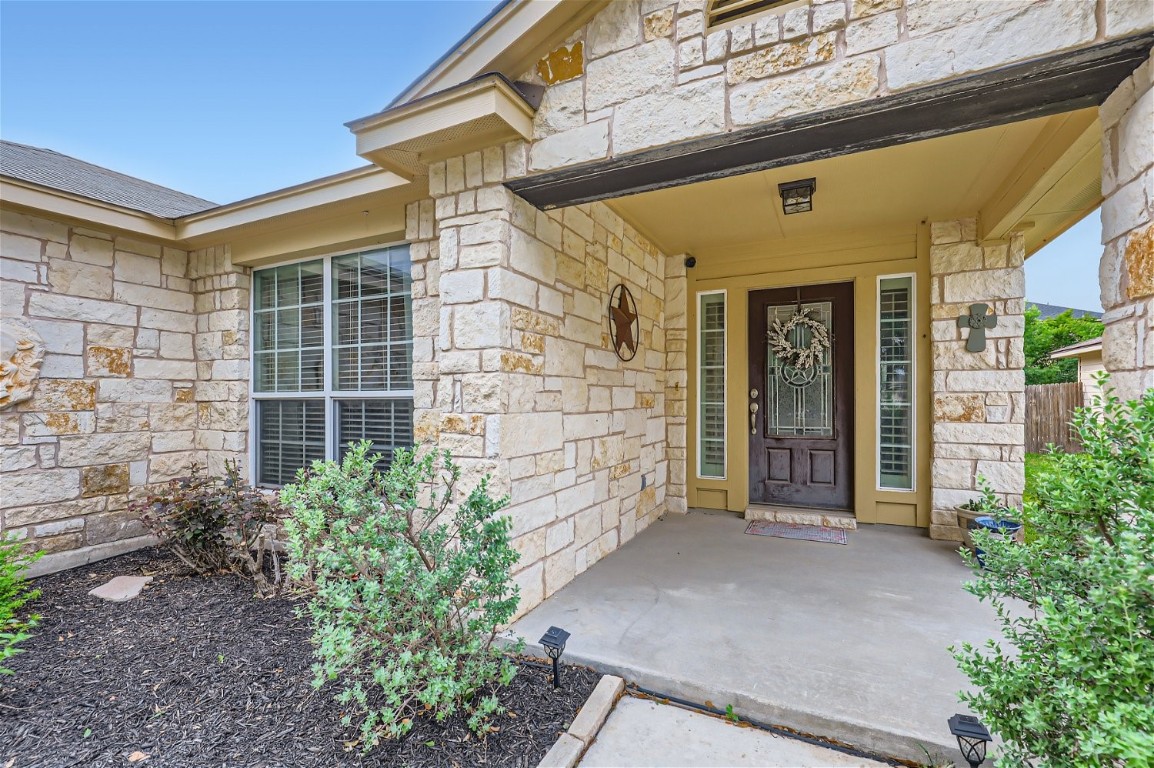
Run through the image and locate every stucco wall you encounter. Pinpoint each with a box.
[413,143,685,616]
[516,0,1152,174]
[0,210,248,574]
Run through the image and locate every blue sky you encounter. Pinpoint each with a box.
[0,0,1103,310]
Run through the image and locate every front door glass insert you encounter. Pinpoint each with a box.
[766,301,833,437]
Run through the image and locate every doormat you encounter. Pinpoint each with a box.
[744,520,848,545]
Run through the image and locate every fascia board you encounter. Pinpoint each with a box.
[175,167,413,240]
[0,177,178,241]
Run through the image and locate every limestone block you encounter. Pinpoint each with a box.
[96,403,151,432]
[81,463,130,497]
[88,346,132,377]
[613,78,726,155]
[135,359,196,380]
[929,524,965,542]
[29,379,95,411]
[58,432,151,467]
[530,121,611,171]
[946,369,1024,393]
[845,11,899,55]
[976,459,1025,494]
[726,33,836,85]
[28,292,136,326]
[933,393,985,422]
[1,445,37,472]
[588,0,641,58]
[1105,0,1154,37]
[41,354,84,379]
[888,1,1096,91]
[1115,88,1154,192]
[1101,171,1152,244]
[812,1,847,32]
[545,545,577,594]
[585,39,676,112]
[781,5,809,39]
[453,303,507,349]
[1,468,80,508]
[929,241,984,274]
[28,319,83,355]
[753,14,780,46]
[931,458,974,491]
[1,258,39,284]
[114,251,161,286]
[0,317,45,410]
[488,268,539,308]
[1,210,68,244]
[933,421,1023,446]
[1,232,43,262]
[85,510,147,546]
[533,80,586,140]
[729,55,880,126]
[942,269,1024,303]
[139,307,196,333]
[23,411,94,437]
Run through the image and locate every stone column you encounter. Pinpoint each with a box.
[189,244,251,479]
[1099,53,1153,401]
[664,254,688,514]
[928,220,1026,540]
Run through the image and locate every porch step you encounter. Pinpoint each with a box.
[743,505,858,530]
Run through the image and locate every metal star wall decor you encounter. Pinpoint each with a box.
[958,303,998,352]
[609,284,639,361]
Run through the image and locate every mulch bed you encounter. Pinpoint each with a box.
[1,548,599,768]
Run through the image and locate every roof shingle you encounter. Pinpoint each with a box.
[0,140,217,219]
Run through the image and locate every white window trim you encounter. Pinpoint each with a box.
[696,289,728,480]
[876,272,916,492]
[248,242,413,486]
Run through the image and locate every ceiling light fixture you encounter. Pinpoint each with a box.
[778,178,817,215]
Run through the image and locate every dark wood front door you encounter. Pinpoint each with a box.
[749,282,854,510]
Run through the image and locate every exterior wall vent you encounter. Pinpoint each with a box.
[707,0,795,27]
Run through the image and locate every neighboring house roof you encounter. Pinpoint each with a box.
[1050,336,1103,359]
[0,140,217,218]
[1028,301,1103,320]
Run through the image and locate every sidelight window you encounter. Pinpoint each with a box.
[877,275,914,490]
[698,291,727,479]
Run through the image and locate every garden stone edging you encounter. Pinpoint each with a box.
[538,675,625,768]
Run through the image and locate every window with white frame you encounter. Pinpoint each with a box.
[698,291,726,479]
[252,245,414,486]
[878,275,914,490]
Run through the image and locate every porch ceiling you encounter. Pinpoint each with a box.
[607,109,1100,260]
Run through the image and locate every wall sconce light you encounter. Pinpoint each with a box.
[948,713,992,767]
[539,625,570,689]
[778,178,816,215]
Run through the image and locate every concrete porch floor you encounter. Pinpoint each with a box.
[512,509,1000,765]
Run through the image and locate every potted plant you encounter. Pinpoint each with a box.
[956,481,1022,552]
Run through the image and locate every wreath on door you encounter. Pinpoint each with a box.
[767,308,831,371]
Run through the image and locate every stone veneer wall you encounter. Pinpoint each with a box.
[928,219,1025,541]
[410,142,685,616]
[519,0,1151,172]
[0,210,247,574]
[1099,51,1153,400]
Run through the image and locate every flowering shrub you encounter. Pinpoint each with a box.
[282,442,520,750]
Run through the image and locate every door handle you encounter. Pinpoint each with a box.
[749,402,759,434]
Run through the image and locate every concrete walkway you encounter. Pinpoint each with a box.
[581,696,891,767]
[514,510,996,765]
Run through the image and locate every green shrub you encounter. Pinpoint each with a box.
[954,381,1154,767]
[0,537,42,675]
[131,461,284,596]
[282,442,521,750]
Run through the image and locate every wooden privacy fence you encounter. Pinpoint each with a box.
[1026,381,1083,453]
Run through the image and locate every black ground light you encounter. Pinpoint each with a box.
[539,626,570,689]
[948,713,992,767]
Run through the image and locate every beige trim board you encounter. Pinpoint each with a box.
[349,75,537,176]
[1,177,178,242]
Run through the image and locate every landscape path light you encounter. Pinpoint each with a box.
[948,713,992,767]
[539,625,570,689]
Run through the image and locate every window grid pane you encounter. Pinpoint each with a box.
[337,399,414,469]
[879,277,913,489]
[699,293,726,478]
[257,400,326,486]
[331,247,413,392]
[253,261,324,392]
